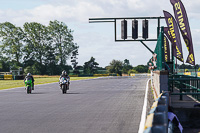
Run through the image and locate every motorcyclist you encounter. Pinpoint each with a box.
[24,73,35,90]
[59,70,70,89]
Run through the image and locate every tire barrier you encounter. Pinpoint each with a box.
[68,75,78,77]
[184,72,191,75]
[0,75,4,80]
[4,75,13,80]
[0,75,24,80]
[13,75,24,80]
[130,73,135,76]
[130,73,151,77]
[144,92,169,133]
[93,74,110,77]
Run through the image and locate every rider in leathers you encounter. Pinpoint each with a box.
[59,70,70,89]
[24,73,35,90]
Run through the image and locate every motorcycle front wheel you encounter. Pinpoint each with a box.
[62,85,67,94]
[27,86,31,94]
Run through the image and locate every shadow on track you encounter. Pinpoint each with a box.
[29,92,47,94]
[65,92,82,95]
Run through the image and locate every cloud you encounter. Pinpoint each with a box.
[0,0,200,67]
[0,2,105,25]
[0,0,199,24]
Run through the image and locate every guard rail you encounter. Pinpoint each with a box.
[143,92,169,133]
[169,74,200,101]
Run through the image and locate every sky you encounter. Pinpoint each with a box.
[0,0,200,67]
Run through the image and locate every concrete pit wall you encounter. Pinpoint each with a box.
[152,70,169,99]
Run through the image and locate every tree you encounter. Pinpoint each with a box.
[48,20,79,66]
[0,51,9,71]
[83,57,99,74]
[122,59,133,74]
[24,62,42,75]
[71,49,79,74]
[133,65,148,73]
[24,66,33,74]
[44,47,57,75]
[0,22,24,64]
[0,20,79,75]
[128,69,138,75]
[107,59,123,75]
[23,22,50,65]
[0,58,10,72]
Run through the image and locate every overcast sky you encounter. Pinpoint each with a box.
[0,0,200,67]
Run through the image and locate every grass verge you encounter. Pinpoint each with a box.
[0,77,99,90]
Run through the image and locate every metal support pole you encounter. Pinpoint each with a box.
[160,27,165,70]
[157,17,160,38]
[173,56,176,74]
[89,16,165,42]
[180,80,183,100]
[140,41,154,54]
[114,19,116,41]
[171,43,174,75]
[195,65,197,77]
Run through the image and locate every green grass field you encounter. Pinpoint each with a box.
[0,77,98,90]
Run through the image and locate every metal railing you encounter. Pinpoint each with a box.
[168,74,200,101]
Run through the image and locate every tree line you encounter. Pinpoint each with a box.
[0,20,78,75]
[106,59,149,75]
[0,20,149,76]
[80,57,149,76]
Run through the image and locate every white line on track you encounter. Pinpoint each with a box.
[138,78,150,133]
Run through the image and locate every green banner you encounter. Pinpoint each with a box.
[148,27,164,71]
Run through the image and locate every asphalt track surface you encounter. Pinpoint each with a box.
[0,76,149,133]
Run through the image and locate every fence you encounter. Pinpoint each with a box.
[0,72,12,75]
[176,71,200,77]
[0,75,24,80]
[169,74,200,101]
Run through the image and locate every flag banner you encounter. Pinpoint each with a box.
[164,27,177,61]
[164,35,170,62]
[163,10,184,62]
[170,0,195,65]
[164,27,172,42]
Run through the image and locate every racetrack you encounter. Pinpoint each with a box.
[0,76,149,133]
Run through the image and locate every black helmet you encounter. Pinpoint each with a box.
[65,71,67,75]
[62,70,66,75]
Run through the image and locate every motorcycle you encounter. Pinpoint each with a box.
[25,77,33,94]
[59,77,69,94]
